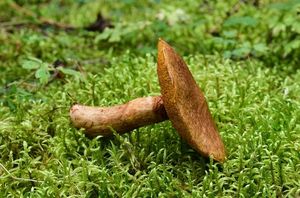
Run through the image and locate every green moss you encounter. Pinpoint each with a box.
[0,0,299,197]
[1,54,299,197]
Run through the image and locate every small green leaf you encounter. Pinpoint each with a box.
[269,1,300,11]
[222,30,238,38]
[109,31,121,42]
[35,63,50,84]
[253,43,268,53]
[95,28,112,42]
[57,67,83,80]
[232,47,251,58]
[223,50,232,58]
[213,37,236,46]
[108,25,123,42]
[22,60,40,70]
[27,57,43,63]
[272,23,286,36]
[224,16,257,27]
[292,22,300,33]
[284,40,300,56]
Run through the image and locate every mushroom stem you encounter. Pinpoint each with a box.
[70,96,168,137]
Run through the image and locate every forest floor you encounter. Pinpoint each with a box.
[0,1,299,197]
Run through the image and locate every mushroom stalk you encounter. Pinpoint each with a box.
[70,96,168,137]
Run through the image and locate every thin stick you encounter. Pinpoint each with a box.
[0,163,43,183]
[8,1,74,29]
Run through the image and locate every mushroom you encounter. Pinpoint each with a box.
[70,39,226,162]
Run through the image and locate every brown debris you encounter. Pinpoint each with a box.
[85,13,113,32]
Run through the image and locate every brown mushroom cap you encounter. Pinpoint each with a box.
[157,39,226,162]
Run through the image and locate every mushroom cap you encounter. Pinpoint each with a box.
[157,39,226,162]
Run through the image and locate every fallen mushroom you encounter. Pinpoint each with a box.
[70,39,226,162]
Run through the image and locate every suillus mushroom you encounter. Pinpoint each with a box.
[70,39,226,162]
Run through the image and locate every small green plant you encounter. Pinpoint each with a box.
[95,21,151,43]
[211,0,300,65]
[21,57,83,85]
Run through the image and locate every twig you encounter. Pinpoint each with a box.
[8,1,74,30]
[0,163,43,183]
[0,20,30,27]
